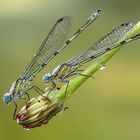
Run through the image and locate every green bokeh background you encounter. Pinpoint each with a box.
[0,0,140,139]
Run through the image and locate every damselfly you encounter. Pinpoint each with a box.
[3,9,101,118]
[43,23,140,97]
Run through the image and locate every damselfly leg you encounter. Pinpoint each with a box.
[23,85,48,99]
[65,73,95,99]
[12,95,29,119]
[13,99,17,120]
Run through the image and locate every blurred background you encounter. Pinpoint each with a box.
[0,0,140,139]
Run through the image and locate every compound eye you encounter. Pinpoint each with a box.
[44,76,50,81]
[5,95,10,100]
[43,74,52,83]
[4,93,12,104]
[7,96,10,100]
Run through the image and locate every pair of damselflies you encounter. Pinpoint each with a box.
[3,9,140,119]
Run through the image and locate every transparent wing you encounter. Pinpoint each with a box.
[20,16,72,81]
[67,23,135,68]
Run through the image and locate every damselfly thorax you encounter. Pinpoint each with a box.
[52,64,72,80]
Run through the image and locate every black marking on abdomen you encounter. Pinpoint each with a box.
[90,55,96,59]
[131,34,140,39]
[120,40,126,45]
[41,63,46,67]
[57,17,63,22]
[66,40,71,44]
[106,47,111,51]
[121,23,129,26]
[54,51,59,56]
[75,29,81,34]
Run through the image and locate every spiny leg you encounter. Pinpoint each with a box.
[13,96,29,119]
[31,85,44,94]
[26,92,30,101]
[64,80,70,99]
[31,85,52,101]
[57,79,70,101]
[19,96,29,109]
[64,70,95,79]
[23,85,45,98]
[64,66,95,79]
[46,81,57,98]
[58,70,95,100]
[76,72,95,79]
[76,69,95,78]
[13,99,17,120]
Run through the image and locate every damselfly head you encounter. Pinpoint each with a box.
[3,92,12,104]
[43,73,53,83]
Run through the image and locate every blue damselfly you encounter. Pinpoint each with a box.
[3,9,101,118]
